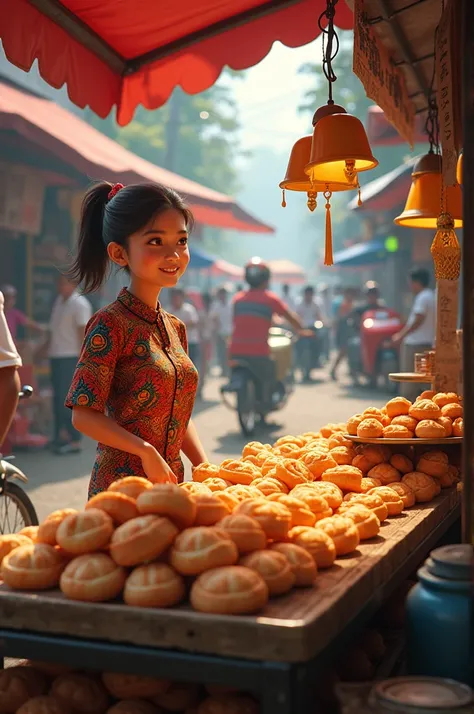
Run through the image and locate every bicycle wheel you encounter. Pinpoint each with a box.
[0,481,39,534]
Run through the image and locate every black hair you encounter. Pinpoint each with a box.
[69,182,194,293]
[409,267,430,288]
[303,285,314,294]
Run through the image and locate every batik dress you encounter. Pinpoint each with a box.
[65,288,199,497]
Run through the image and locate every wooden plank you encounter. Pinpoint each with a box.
[0,489,459,663]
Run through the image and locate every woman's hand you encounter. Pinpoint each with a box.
[140,443,177,484]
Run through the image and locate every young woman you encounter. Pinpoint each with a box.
[65,182,207,497]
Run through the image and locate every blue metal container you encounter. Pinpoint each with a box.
[406,544,473,686]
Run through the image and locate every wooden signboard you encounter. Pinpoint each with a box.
[434,279,460,393]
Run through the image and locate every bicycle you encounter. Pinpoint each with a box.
[0,386,39,534]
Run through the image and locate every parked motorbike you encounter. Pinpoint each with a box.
[347,308,402,393]
[296,320,325,381]
[221,327,295,436]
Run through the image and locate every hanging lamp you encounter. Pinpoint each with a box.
[456,152,463,186]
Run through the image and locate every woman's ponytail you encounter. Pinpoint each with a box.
[69,181,112,293]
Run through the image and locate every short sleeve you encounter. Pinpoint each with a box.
[75,296,93,327]
[414,292,429,316]
[65,310,122,412]
[0,293,21,369]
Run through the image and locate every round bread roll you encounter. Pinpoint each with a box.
[409,399,441,421]
[388,481,416,508]
[136,483,197,528]
[216,514,267,553]
[234,499,292,541]
[287,526,336,568]
[190,492,232,526]
[251,476,288,496]
[17,695,72,714]
[269,542,317,586]
[362,407,387,424]
[225,484,262,502]
[56,510,114,555]
[18,526,39,542]
[274,435,306,449]
[321,465,363,493]
[316,516,360,555]
[266,493,316,527]
[153,682,202,711]
[108,476,152,499]
[439,465,460,488]
[60,553,126,602]
[192,462,220,482]
[360,477,382,493]
[243,451,272,469]
[260,454,282,476]
[0,533,33,566]
[391,415,419,432]
[357,419,383,439]
[367,463,401,485]
[242,441,272,458]
[416,450,449,478]
[346,414,365,436]
[273,442,302,459]
[271,458,312,489]
[197,695,259,714]
[320,423,339,438]
[351,454,373,474]
[402,472,440,502]
[433,392,460,408]
[302,450,337,479]
[415,419,446,439]
[190,565,268,614]
[51,673,110,714]
[36,509,78,546]
[340,493,388,522]
[359,444,392,464]
[390,453,414,474]
[453,417,464,437]
[385,397,411,418]
[0,667,47,712]
[179,482,212,496]
[340,505,380,540]
[304,438,330,453]
[110,515,178,566]
[327,433,353,449]
[436,416,453,437]
[330,446,356,466]
[441,402,463,419]
[383,424,414,439]
[367,486,404,515]
[86,492,138,524]
[215,491,239,513]
[300,481,343,510]
[218,459,259,486]
[240,549,295,596]
[102,673,170,699]
[418,389,435,400]
[107,702,159,714]
[201,477,232,492]
[124,562,185,608]
[170,526,238,575]
[287,488,332,522]
[1,543,65,590]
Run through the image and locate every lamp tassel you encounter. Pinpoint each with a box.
[281,189,287,208]
[324,190,333,266]
[430,212,461,281]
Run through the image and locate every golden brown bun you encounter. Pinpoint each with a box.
[224,484,262,502]
[316,516,360,555]
[251,476,288,496]
[270,458,312,489]
[297,481,343,510]
[415,419,446,439]
[190,566,268,614]
[433,392,460,407]
[102,673,170,699]
[242,440,272,458]
[0,534,33,565]
[322,465,363,493]
[201,477,232,492]
[269,542,317,586]
[391,415,419,432]
[274,435,306,449]
[301,450,337,479]
[273,442,303,459]
[1,543,65,590]
[124,562,185,608]
[110,515,178,566]
[191,490,234,525]
[367,463,401,485]
[287,487,332,521]
[327,433,353,449]
[340,493,388,522]
[357,444,391,465]
[108,477,152,500]
[351,454,372,474]
[197,695,260,714]
[240,549,295,596]
[357,419,383,439]
[330,446,356,466]
[388,482,416,508]
[346,414,365,436]
[170,526,238,575]
[441,402,463,419]
[18,526,39,542]
[340,505,380,540]
[360,477,382,492]
[234,499,291,541]
[51,673,110,714]
[439,465,460,488]
[436,416,453,437]
[215,514,267,553]
[56,510,114,555]
[106,701,159,714]
[136,483,197,528]
[36,509,78,546]
[153,682,202,711]
[453,417,464,437]
[288,526,337,568]
[419,389,436,400]
[218,459,259,486]
[409,399,441,421]
[86,492,138,524]
[367,487,404,515]
[17,695,72,714]
[390,454,414,474]
[385,397,411,418]
[192,462,220,482]
[60,553,126,602]
[416,450,449,478]
[179,482,212,496]
[402,472,439,502]
[260,454,282,476]
[383,424,414,439]
[363,407,388,425]
[266,493,316,527]
[214,491,240,513]
[0,667,47,712]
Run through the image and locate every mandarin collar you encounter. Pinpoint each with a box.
[117,287,161,324]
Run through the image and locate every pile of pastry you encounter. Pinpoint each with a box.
[347,390,464,440]
[0,662,259,714]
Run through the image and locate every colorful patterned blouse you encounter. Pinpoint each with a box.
[65,288,199,497]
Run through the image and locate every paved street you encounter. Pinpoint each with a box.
[14,372,386,522]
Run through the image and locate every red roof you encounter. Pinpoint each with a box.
[0,0,353,125]
[0,80,273,233]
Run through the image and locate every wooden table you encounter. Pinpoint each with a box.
[0,489,460,714]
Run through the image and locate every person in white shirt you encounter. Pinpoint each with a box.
[0,291,22,447]
[170,288,201,372]
[295,286,324,381]
[40,275,92,454]
[392,267,435,400]
[209,286,232,376]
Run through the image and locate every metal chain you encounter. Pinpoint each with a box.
[318,0,340,104]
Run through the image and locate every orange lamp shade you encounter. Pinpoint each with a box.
[457,152,463,186]
[394,162,463,229]
[279,136,314,192]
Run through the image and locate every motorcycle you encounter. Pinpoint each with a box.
[296,320,325,381]
[221,327,295,436]
[347,308,402,393]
